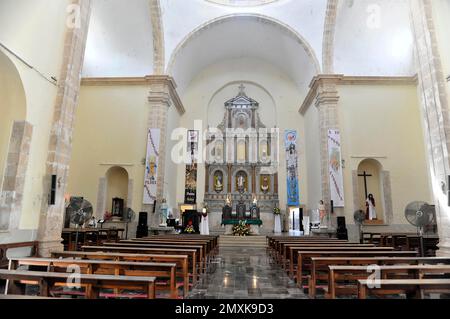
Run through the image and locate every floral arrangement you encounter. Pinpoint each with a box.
[103,211,112,221]
[185,221,195,234]
[232,220,251,237]
[273,207,281,215]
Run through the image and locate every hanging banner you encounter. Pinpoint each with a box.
[143,128,160,205]
[328,129,345,207]
[285,130,300,206]
[185,130,199,204]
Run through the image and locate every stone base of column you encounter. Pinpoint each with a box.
[437,240,450,257]
[38,239,64,257]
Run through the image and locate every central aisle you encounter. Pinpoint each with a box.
[188,247,308,299]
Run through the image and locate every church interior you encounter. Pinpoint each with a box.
[1,0,450,301]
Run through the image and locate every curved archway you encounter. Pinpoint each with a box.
[105,166,129,219]
[167,14,321,95]
[357,159,384,222]
[0,49,27,230]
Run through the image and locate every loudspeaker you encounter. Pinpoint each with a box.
[138,212,148,226]
[330,200,334,214]
[49,175,57,205]
[337,216,346,228]
[299,208,304,232]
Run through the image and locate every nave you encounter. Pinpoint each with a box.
[189,247,307,299]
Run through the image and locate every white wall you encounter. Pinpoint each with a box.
[68,84,150,219]
[432,0,450,101]
[0,0,70,241]
[338,84,432,226]
[304,105,322,213]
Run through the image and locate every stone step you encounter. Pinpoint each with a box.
[219,235,268,247]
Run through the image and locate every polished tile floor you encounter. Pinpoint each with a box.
[188,247,308,299]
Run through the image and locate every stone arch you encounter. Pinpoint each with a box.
[353,158,393,224]
[0,49,29,231]
[166,13,321,93]
[104,166,130,218]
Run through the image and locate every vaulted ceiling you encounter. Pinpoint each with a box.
[82,0,416,92]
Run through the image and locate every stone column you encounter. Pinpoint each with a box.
[205,164,210,194]
[146,82,171,227]
[411,0,450,256]
[315,76,341,214]
[0,121,33,231]
[227,164,232,194]
[141,76,184,226]
[37,0,92,257]
[252,165,256,194]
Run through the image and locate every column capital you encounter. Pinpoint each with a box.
[146,75,185,115]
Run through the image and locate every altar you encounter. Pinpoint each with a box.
[204,85,279,234]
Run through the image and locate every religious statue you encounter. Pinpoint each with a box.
[366,194,377,220]
[159,198,169,226]
[236,172,247,193]
[214,171,224,193]
[261,175,270,193]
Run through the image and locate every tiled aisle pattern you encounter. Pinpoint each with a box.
[188,247,308,299]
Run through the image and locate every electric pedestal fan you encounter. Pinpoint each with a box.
[354,210,366,244]
[404,202,435,257]
[66,197,93,250]
[124,208,136,240]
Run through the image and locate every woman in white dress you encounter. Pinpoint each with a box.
[366,194,377,220]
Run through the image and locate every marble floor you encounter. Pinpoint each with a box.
[188,247,308,299]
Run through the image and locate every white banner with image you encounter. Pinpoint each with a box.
[328,129,345,207]
[143,128,160,204]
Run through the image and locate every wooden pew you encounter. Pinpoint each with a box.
[0,269,156,299]
[142,235,219,252]
[309,256,450,298]
[328,264,450,299]
[128,238,215,259]
[0,294,53,299]
[288,246,395,278]
[8,257,178,299]
[51,251,190,297]
[271,240,352,261]
[110,241,207,271]
[296,250,418,288]
[136,235,218,250]
[81,245,198,284]
[357,279,450,299]
[0,242,39,269]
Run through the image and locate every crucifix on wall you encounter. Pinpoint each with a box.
[358,171,373,199]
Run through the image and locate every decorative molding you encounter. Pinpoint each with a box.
[299,74,418,115]
[81,75,186,115]
[350,156,388,159]
[99,163,135,167]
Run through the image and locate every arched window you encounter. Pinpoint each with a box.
[0,50,27,231]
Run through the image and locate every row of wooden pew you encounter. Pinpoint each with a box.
[268,235,450,299]
[0,235,218,299]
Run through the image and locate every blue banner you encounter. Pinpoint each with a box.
[285,130,300,206]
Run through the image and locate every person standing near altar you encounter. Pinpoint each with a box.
[366,194,377,220]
